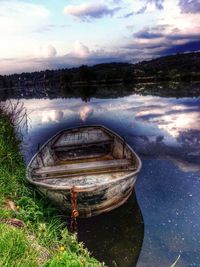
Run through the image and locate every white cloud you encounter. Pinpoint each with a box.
[125,0,200,58]
[45,45,57,57]
[36,45,57,58]
[0,1,49,33]
[72,41,90,58]
[0,1,50,58]
[122,0,164,17]
[0,0,199,74]
[0,1,49,18]
[64,3,120,20]
[161,0,200,31]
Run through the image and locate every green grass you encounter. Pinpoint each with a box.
[0,223,39,267]
[0,112,103,267]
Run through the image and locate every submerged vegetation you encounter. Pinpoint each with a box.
[0,105,103,266]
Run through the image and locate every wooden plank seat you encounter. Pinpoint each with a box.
[52,140,112,152]
[52,129,112,149]
[34,159,133,177]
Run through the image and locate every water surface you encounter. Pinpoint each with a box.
[9,91,200,266]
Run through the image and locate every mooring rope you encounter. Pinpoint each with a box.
[70,187,79,232]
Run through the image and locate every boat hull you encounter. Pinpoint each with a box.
[27,125,142,218]
[37,174,137,217]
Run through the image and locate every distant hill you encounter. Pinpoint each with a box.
[134,52,200,74]
[0,52,200,89]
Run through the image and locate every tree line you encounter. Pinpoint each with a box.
[0,52,199,89]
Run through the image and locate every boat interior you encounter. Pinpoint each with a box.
[30,126,138,185]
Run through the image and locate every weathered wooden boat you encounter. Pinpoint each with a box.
[26,125,142,217]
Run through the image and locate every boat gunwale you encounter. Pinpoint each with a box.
[26,125,142,192]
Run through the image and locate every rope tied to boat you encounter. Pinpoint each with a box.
[70,186,79,232]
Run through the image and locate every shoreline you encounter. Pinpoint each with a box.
[0,111,103,266]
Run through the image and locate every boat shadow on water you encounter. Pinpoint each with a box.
[77,190,144,267]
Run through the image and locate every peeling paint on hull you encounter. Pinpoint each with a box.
[38,175,136,217]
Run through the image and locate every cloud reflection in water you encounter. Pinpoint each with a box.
[19,94,200,173]
[11,92,200,267]
[41,110,64,123]
[79,106,94,122]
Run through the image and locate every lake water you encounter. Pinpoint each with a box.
[6,89,200,267]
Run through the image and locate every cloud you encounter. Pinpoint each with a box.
[1,34,199,75]
[124,6,147,17]
[134,24,200,41]
[0,1,49,18]
[36,45,57,58]
[148,0,164,10]
[0,1,50,58]
[33,24,70,33]
[72,41,90,58]
[109,0,122,3]
[1,0,200,76]
[159,40,200,56]
[124,12,134,18]
[126,24,134,31]
[129,23,200,57]
[0,1,49,33]
[179,0,200,13]
[0,47,129,75]
[44,45,57,57]
[63,3,120,21]
[134,27,164,39]
[123,0,164,17]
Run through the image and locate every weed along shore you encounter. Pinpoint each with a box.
[0,109,103,266]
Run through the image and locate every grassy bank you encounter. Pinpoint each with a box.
[0,112,103,266]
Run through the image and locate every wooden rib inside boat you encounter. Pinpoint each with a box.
[26,125,142,217]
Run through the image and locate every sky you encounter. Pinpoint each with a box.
[0,0,199,74]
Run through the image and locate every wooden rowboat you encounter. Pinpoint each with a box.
[26,125,142,217]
